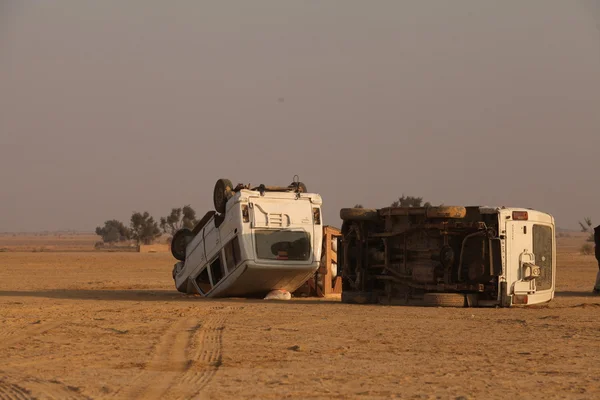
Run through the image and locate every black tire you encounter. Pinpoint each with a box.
[339,208,379,221]
[171,228,194,261]
[422,293,466,308]
[213,178,233,214]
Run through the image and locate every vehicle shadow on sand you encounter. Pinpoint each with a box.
[2,289,598,305]
[0,289,341,305]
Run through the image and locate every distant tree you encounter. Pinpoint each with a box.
[181,205,197,228]
[160,205,198,237]
[130,212,161,245]
[578,217,594,242]
[579,217,592,232]
[353,204,364,208]
[95,220,131,244]
[391,195,431,208]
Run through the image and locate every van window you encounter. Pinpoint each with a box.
[224,236,242,270]
[254,230,311,261]
[533,224,553,290]
[194,267,211,294]
[210,256,225,285]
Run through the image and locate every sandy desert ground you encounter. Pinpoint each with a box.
[0,233,599,400]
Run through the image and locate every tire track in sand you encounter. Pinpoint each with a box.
[0,321,64,351]
[113,317,199,400]
[113,306,237,400]
[0,375,90,400]
[0,381,31,400]
[171,311,230,399]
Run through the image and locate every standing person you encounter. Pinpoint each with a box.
[594,225,600,294]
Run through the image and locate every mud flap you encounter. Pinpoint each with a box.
[500,282,511,307]
[465,293,479,307]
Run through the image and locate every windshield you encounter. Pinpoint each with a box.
[254,230,311,261]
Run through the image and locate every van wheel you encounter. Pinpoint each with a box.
[423,293,466,307]
[340,208,379,221]
[171,228,194,261]
[213,178,233,214]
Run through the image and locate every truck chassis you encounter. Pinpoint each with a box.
[338,205,539,307]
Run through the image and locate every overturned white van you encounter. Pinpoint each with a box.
[339,206,556,307]
[171,179,323,298]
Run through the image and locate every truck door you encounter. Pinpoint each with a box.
[505,216,554,305]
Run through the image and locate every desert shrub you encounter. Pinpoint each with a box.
[95,220,131,244]
[391,195,431,208]
[580,243,593,255]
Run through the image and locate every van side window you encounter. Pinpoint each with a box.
[194,267,211,294]
[224,236,242,270]
[533,224,553,290]
[210,257,224,285]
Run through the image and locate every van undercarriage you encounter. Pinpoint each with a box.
[339,206,506,307]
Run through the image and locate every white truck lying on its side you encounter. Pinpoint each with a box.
[338,205,556,307]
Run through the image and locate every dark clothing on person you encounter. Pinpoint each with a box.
[594,226,600,293]
[595,225,600,269]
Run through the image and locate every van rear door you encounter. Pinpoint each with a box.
[505,217,554,305]
[249,196,314,263]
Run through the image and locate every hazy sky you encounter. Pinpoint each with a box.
[1,1,599,232]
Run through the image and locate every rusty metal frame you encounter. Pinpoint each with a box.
[293,225,342,297]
